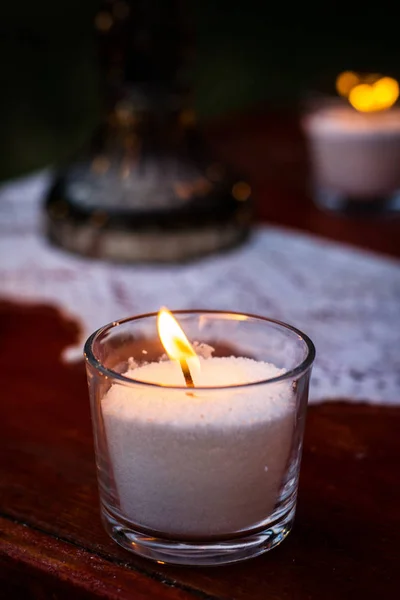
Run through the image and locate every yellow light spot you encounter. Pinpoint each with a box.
[95,11,113,32]
[232,181,251,201]
[336,71,360,97]
[373,77,399,110]
[349,83,376,112]
[349,77,399,112]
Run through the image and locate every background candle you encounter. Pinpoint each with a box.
[102,356,294,537]
[303,73,400,212]
[303,105,400,198]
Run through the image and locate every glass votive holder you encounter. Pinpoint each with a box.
[302,99,400,215]
[84,311,315,566]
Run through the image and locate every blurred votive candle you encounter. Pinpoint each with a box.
[303,72,400,213]
[85,309,315,565]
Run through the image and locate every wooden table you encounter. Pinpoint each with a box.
[1,112,399,599]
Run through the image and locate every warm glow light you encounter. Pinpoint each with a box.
[349,77,399,112]
[336,71,360,97]
[373,77,399,109]
[337,71,399,113]
[157,308,200,372]
[348,83,376,112]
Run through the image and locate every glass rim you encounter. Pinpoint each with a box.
[83,310,316,391]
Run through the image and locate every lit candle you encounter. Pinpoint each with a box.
[85,309,314,565]
[303,72,400,212]
[102,309,294,537]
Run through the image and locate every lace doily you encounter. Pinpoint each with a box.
[1,172,399,405]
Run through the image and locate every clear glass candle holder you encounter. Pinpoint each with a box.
[84,311,315,566]
[302,99,400,215]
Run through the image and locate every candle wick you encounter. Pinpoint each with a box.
[180,359,194,388]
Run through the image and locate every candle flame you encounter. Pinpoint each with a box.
[336,72,399,113]
[157,308,200,385]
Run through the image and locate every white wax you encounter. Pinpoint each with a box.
[303,106,400,197]
[304,106,400,136]
[102,357,295,537]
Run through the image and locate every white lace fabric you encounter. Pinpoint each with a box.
[1,172,399,405]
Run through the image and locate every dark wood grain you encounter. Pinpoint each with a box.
[0,518,195,600]
[0,300,399,599]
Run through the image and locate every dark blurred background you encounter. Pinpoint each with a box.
[1,0,400,181]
